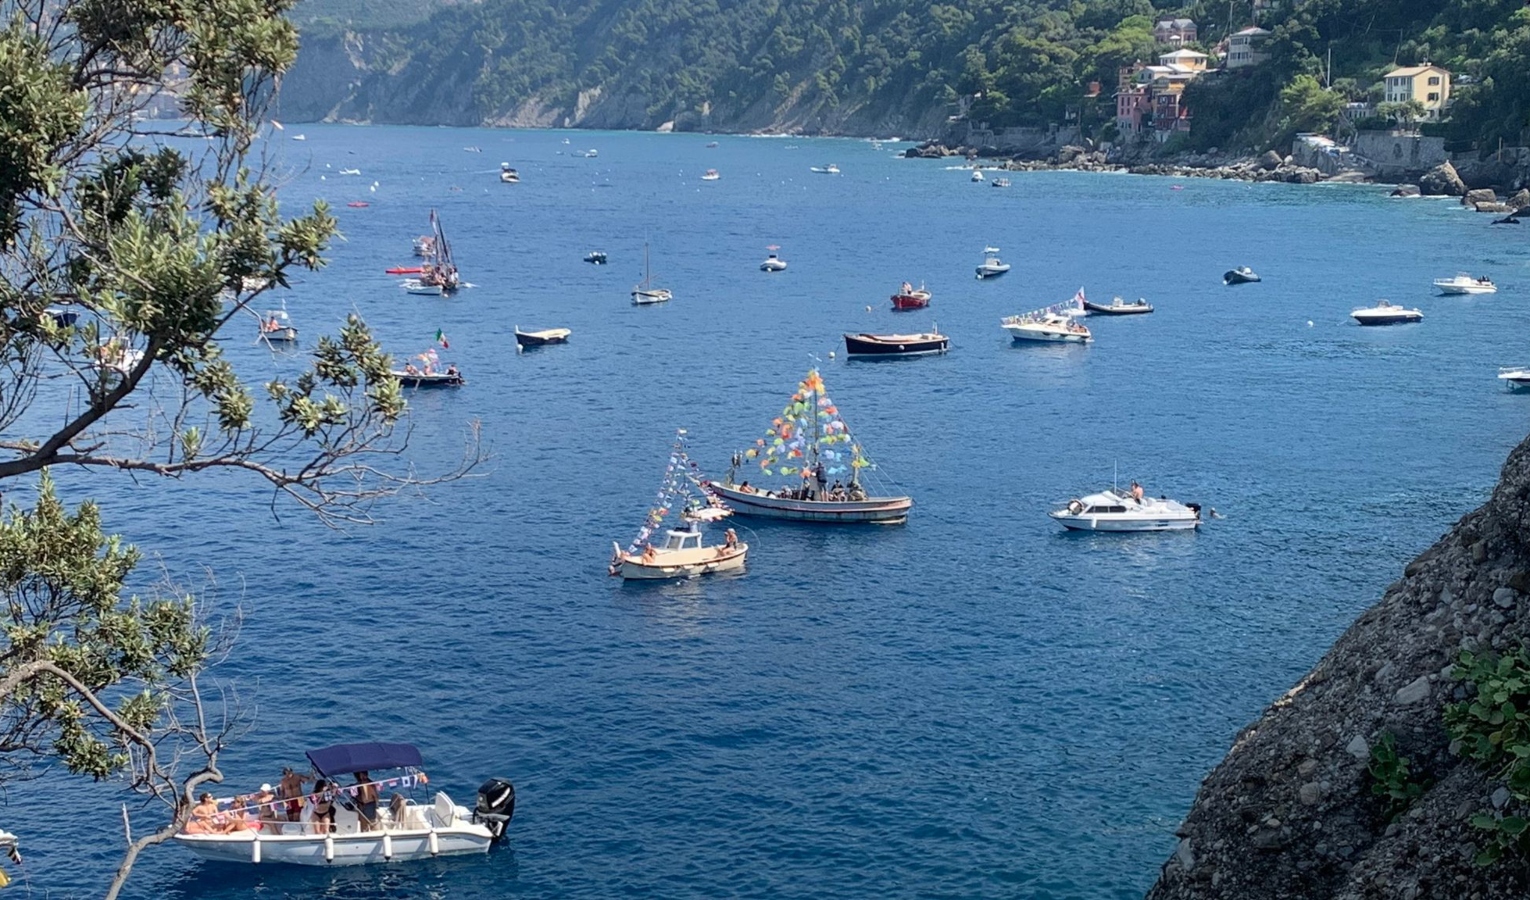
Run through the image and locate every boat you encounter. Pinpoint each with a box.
[975,248,1010,280]
[258,307,298,343]
[338,168,361,176]
[810,164,841,174]
[1499,367,1530,391]
[1083,296,1154,315]
[412,236,435,258]
[991,177,1011,188]
[499,163,520,184]
[631,243,672,304]
[170,741,514,866]
[514,327,571,348]
[44,306,78,328]
[405,211,460,295]
[346,202,369,208]
[890,282,931,310]
[583,149,598,158]
[1351,300,1422,326]
[1002,290,1092,343]
[843,331,949,358]
[291,134,305,141]
[971,169,985,182]
[760,246,787,272]
[701,169,720,181]
[1223,266,1261,285]
[1434,273,1496,295]
[709,368,912,524]
[1049,486,1202,532]
[391,349,463,386]
[385,266,424,275]
[609,429,745,580]
[584,251,607,265]
[706,141,719,148]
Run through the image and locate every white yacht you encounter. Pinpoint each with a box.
[1050,489,1202,531]
[971,168,985,182]
[1434,273,1496,295]
[499,163,519,184]
[1351,300,1422,326]
[1499,367,1530,391]
[810,164,840,175]
[760,246,787,272]
[975,247,1010,279]
[1002,312,1091,343]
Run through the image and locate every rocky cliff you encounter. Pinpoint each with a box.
[1148,435,1530,899]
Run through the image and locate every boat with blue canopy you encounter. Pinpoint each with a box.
[171,742,513,867]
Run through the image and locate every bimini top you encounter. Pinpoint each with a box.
[306,742,423,777]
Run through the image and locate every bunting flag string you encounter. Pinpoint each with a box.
[624,430,729,554]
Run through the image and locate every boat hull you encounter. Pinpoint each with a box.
[975,265,1010,279]
[261,327,299,342]
[890,293,931,310]
[515,330,570,347]
[1050,513,1199,532]
[1352,314,1421,326]
[617,544,748,580]
[709,483,911,524]
[632,289,672,305]
[1223,270,1260,285]
[1436,285,1495,295]
[1004,326,1090,343]
[393,372,464,387]
[172,828,490,866]
[843,333,948,357]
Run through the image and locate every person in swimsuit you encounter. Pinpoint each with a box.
[187,792,221,833]
[354,771,380,831]
[311,779,335,834]
[279,766,311,821]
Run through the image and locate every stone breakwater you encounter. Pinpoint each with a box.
[1146,433,1530,900]
[906,142,1326,185]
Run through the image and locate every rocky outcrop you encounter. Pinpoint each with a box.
[1464,188,1499,207]
[1148,434,1530,900]
[1390,184,1421,197]
[1509,189,1530,211]
[1419,161,1468,196]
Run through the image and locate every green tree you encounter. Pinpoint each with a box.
[1278,73,1345,135]
[0,0,481,894]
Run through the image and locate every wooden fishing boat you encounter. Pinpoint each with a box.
[609,430,746,579]
[890,281,931,310]
[843,331,948,358]
[514,327,571,348]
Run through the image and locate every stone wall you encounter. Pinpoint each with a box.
[1352,131,1446,178]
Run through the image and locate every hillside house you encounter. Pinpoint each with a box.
[1226,27,1270,69]
[1382,65,1452,120]
[1153,19,1197,46]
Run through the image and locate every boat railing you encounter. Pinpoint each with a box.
[184,771,431,835]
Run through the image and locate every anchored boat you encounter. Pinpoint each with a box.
[710,368,912,524]
[975,247,1010,279]
[514,327,571,348]
[171,741,514,866]
[890,281,931,310]
[609,429,745,579]
[1351,300,1422,326]
[1002,290,1092,343]
[632,243,672,304]
[1050,486,1202,532]
[843,330,949,358]
[391,348,463,386]
[1434,273,1496,295]
[1083,296,1153,315]
[258,306,298,343]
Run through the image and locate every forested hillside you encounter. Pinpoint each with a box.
[279,0,1530,152]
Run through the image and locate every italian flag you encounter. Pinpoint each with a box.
[435,329,449,349]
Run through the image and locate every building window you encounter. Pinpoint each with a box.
[1427,92,1439,102]
[1428,76,1440,86]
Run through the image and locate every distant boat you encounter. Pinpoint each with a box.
[583,149,598,158]
[584,251,608,265]
[338,168,361,176]
[346,201,369,208]
[464,146,482,153]
[701,169,720,181]
[515,327,571,348]
[810,164,841,174]
[413,235,435,257]
[890,282,931,310]
[1434,273,1495,295]
[500,163,520,184]
[1224,266,1261,285]
[760,245,787,272]
[45,306,78,328]
[706,141,719,148]
[1083,296,1154,315]
[386,266,424,275]
[392,349,463,386]
[971,169,985,183]
[1050,488,1202,532]
[632,243,672,304]
[1351,300,1422,326]
[975,248,1010,279]
[843,331,949,358]
[405,211,460,295]
[1499,366,1530,391]
[1003,290,1092,343]
[608,429,744,580]
[991,177,1011,188]
[291,134,306,141]
[258,306,298,343]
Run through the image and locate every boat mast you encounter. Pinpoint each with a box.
[810,371,822,497]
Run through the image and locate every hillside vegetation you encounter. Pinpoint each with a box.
[281,0,1530,152]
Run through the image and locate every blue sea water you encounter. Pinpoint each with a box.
[12,127,1530,899]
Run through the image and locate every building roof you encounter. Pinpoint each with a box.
[1232,26,1271,37]
[1385,64,1450,79]
[1161,49,1209,60]
[1155,18,1195,28]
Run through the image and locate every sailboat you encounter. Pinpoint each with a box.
[609,429,746,580]
[403,211,460,296]
[710,368,913,524]
[631,243,672,304]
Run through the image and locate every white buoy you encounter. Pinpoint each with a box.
[828,351,836,359]
[865,305,872,312]
[1307,320,1314,327]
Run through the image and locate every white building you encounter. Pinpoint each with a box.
[1226,27,1271,69]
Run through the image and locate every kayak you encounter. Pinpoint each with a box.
[386,266,424,275]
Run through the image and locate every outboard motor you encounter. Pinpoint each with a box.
[1187,502,1202,520]
[475,778,516,842]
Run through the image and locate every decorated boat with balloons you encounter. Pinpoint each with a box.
[709,369,912,524]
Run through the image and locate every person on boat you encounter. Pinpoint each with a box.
[404,363,419,375]
[901,281,912,295]
[310,779,336,834]
[814,464,828,499]
[186,792,222,834]
[724,528,738,549]
[254,783,281,834]
[641,544,657,563]
[738,481,751,493]
[1129,482,1144,503]
[224,795,252,832]
[280,766,311,821]
[354,772,380,831]
[446,364,459,378]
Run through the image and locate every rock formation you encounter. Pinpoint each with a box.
[1420,161,1468,197]
[1148,434,1530,900]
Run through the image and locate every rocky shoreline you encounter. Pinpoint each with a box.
[906,141,1530,211]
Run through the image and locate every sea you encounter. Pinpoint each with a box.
[12,126,1530,899]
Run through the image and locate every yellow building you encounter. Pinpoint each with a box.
[1383,65,1451,120]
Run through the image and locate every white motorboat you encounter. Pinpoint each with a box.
[971,168,985,182]
[701,169,720,181]
[1351,300,1422,326]
[1434,273,1496,295]
[499,163,519,184]
[412,235,434,258]
[338,168,361,176]
[632,242,671,304]
[975,247,1010,279]
[1050,488,1202,531]
[1499,367,1530,390]
[402,279,444,297]
[760,245,787,272]
[171,742,514,867]
[810,164,840,174]
[991,177,1011,188]
[610,430,746,579]
[1003,312,1091,343]
[583,149,598,158]
[258,307,298,343]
